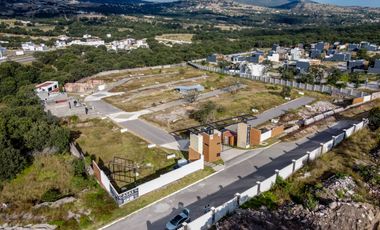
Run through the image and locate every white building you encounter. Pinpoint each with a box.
[83,34,92,39]
[15,50,24,56]
[267,52,280,62]
[22,42,48,52]
[22,42,36,51]
[35,81,59,93]
[107,34,112,38]
[289,48,302,61]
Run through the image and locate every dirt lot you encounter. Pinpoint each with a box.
[142,81,288,132]
[155,33,194,42]
[72,119,183,189]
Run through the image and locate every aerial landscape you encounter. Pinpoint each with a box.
[0,0,380,230]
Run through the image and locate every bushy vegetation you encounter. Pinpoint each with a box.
[0,62,70,182]
[243,127,380,210]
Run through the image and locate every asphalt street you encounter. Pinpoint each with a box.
[118,119,178,145]
[104,120,356,230]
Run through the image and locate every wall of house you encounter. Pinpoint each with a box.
[203,132,222,162]
[237,123,249,148]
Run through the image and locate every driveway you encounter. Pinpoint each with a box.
[103,120,356,230]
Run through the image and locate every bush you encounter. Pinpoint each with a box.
[243,191,279,210]
[72,159,86,178]
[41,188,63,202]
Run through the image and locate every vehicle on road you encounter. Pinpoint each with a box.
[165,208,191,230]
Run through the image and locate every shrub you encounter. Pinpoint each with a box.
[243,191,279,210]
[41,188,63,202]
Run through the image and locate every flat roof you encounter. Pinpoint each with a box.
[35,81,58,88]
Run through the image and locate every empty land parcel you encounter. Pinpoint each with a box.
[72,119,183,190]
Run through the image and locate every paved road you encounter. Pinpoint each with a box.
[118,119,178,145]
[104,120,356,230]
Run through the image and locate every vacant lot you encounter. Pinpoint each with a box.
[72,119,183,189]
[104,68,243,112]
[142,81,288,132]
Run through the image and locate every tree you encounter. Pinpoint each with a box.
[280,67,295,81]
[349,72,361,88]
[368,107,380,130]
[183,90,200,103]
[0,144,27,181]
[327,68,342,86]
[190,101,224,124]
[281,86,292,98]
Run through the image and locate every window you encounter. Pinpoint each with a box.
[217,153,220,157]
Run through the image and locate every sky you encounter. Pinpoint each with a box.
[314,0,380,7]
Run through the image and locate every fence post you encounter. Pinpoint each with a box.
[353,123,358,132]
[292,159,296,172]
[320,143,324,154]
[306,151,311,162]
[235,193,241,206]
[211,207,216,224]
[256,181,261,194]
[275,169,280,178]
[183,222,188,230]
[332,135,337,146]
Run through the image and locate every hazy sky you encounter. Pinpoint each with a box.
[314,0,380,7]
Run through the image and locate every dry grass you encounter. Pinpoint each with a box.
[155,33,194,42]
[72,119,183,188]
[105,89,182,112]
[0,154,76,207]
[142,81,286,132]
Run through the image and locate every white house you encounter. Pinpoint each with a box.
[35,81,59,93]
[289,48,302,61]
[15,50,24,56]
[22,42,36,51]
[267,52,280,62]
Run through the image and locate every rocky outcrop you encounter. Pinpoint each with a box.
[217,176,380,230]
[217,202,380,230]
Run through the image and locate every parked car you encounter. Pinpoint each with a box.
[165,208,191,230]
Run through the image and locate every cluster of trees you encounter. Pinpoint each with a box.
[0,62,70,182]
[190,101,225,124]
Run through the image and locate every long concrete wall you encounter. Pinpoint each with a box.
[188,62,367,98]
[183,120,367,230]
[92,156,204,206]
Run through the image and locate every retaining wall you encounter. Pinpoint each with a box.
[184,120,367,230]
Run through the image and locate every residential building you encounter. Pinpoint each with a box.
[289,48,302,61]
[35,81,59,93]
[237,123,250,148]
[360,41,378,51]
[188,133,203,161]
[202,130,222,163]
[207,54,224,63]
[272,44,280,52]
[22,42,36,51]
[188,129,222,163]
[325,53,351,62]
[267,51,280,62]
[368,59,380,74]
[348,43,360,51]
[296,59,311,73]
[313,41,329,51]
[347,60,366,72]
[231,55,246,63]
[247,52,264,63]
[309,49,323,59]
